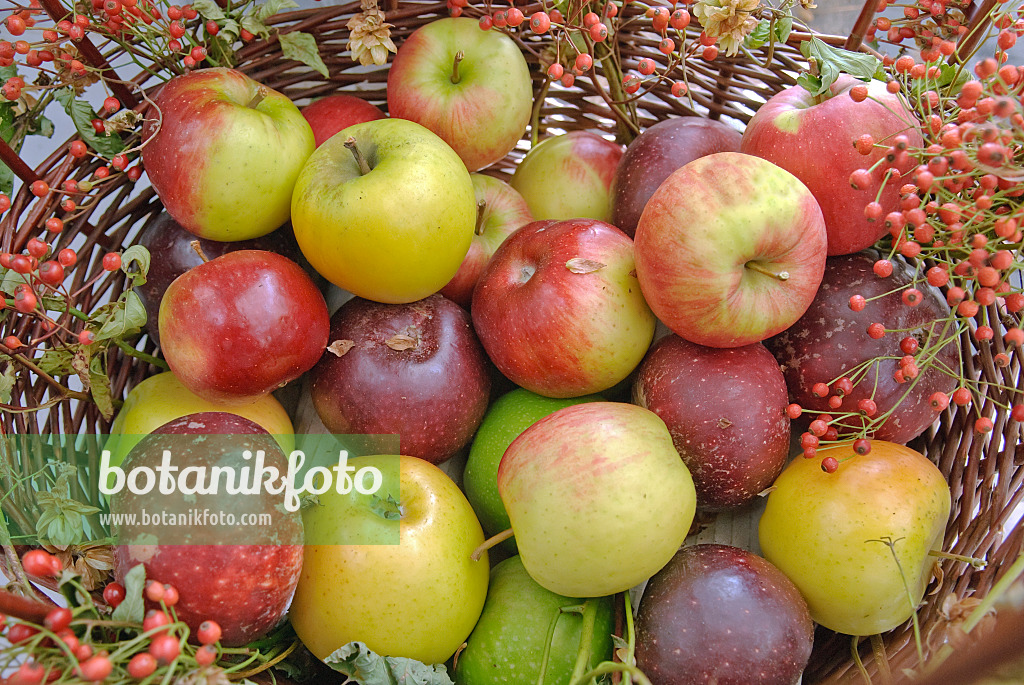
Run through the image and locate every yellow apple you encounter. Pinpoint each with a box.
[289,454,489,664]
[106,372,294,466]
[758,441,951,636]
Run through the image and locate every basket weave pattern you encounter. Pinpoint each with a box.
[1,1,1022,683]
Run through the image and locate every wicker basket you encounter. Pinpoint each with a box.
[1,0,1021,683]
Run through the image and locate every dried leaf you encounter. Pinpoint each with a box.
[565,257,606,274]
[347,0,397,66]
[327,339,355,357]
[717,417,733,429]
[385,334,417,351]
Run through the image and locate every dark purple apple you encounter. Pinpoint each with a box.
[632,335,789,510]
[611,117,742,237]
[636,544,813,685]
[111,412,303,646]
[765,251,958,443]
[159,250,330,404]
[137,213,300,346]
[309,294,491,464]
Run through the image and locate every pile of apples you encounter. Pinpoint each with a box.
[110,14,960,685]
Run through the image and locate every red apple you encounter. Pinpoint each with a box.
[634,152,827,348]
[301,93,385,148]
[510,131,624,222]
[136,213,300,347]
[741,75,923,256]
[440,173,534,309]
[159,250,329,404]
[764,251,958,443]
[635,544,813,685]
[472,218,655,398]
[111,412,303,646]
[611,117,742,237]
[309,294,491,464]
[387,17,532,172]
[632,334,790,510]
[141,67,314,241]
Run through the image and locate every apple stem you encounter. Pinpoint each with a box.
[451,50,465,84]
[246,85,268,109]
[745,261,790,281]
[928,549,987,569]
[470,527,513,561]
[474,199,487,236]
[344,137,372,176]
[189,240,210,263]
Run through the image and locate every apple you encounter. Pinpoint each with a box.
[439,173,534,309]
[290,118,476,304]
[455,555,615,685]
[159,250,329,404]
[309,293,491,465]
[141,67,314,241]
[111,413,303,646]
[635,544,814,685]
[632,334,790,510]
[498,402,696,597]
[764,251,958,443]
[758,440,951,636]
[634,152,827,348]
[510,131,624,222]
[741,75,923,255]
[106,371,294,466]
[301,93,385,148]
[387,17,532,172]
[289,454,489,664]
[135,213,300,346]
[462,388,602,543]
[472,218,655,398]
[611,117,742,238]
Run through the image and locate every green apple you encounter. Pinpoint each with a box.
[141,67,314,241]
[106,371,294,466]
[463,388,602,544]
[290,118,476,304]
[498,402,696,597]
[387,17,533,172]
[290,455,489,664]
[455,555,614,685]
[510,131,623,222]
[759,440,951,636]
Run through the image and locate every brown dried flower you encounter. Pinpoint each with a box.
[43,541,114,591]
[347,0,397,66]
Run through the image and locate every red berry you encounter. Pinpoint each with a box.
[590,22,608,42]
[161,584,179,607]
[22,549,60,577]
[849,168,873,190]
[57,248,77,267]
[670,8,690,29]
[27,237,49,259]
[1011,405,1024,422]
[546,63,563,80]
[79,655,113,682]
[143,609,171,632]
[857,398,877,416]
[91,119,105,134]
[529,11,550,33]
[930,391,950,411]
[196,644,218,666]
[583,11,600,27]
[853,438,871,455]
[835,377,854,397]
[1005,328,1023,348]
[30,180,49,197]
[850,84,868,102]
[670,81,688,97]
[659,37,674,55]
[574,53,593,72]
[197,620,222,645]
[848,294,866,311]
[975,417,993,433]
[867,322,886,339]
[811,382,829,398]
[952,387,972,406]
[149,634,180,665]
[800,432,819,449]
[637,58,656,76]
[44,607,73,633]
[102,252,122,271]
[786,403,802,419]
[102,581,125,607]
[828,395,843,409]
[478,15,492,30]
[127,653,157,679]
[808,419,828,437]
[45,217,64,233]
[901,288,923,306]
[505,7,523,27]
[821,456,839,473]
[78,330,95,345]
[7,622,39,643]
[873,259,893,277]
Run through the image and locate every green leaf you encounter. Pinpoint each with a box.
[0,163,12,197]
[29,114,54,139]
[54,88,125,158]
[220,18,240,42]
[89,355,115,421]
[799,37,885,95]
[35,490,99,550]
[796,73,824,96]
[37,348,75,376]
[120,245,150,287]
[191,0,226,22]
[775,15,793,45]
[0,269,29,296]
[258,0,299,21]
[370,494,402,521]
[0,362,15,404]
[111,562,146,623]
[279,31,328,78]
[745,18,772,50]
[324,642,454,685]
[93,290,146,342]
[240,14,270,39]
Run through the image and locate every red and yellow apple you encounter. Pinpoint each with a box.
[301,93,385,148]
